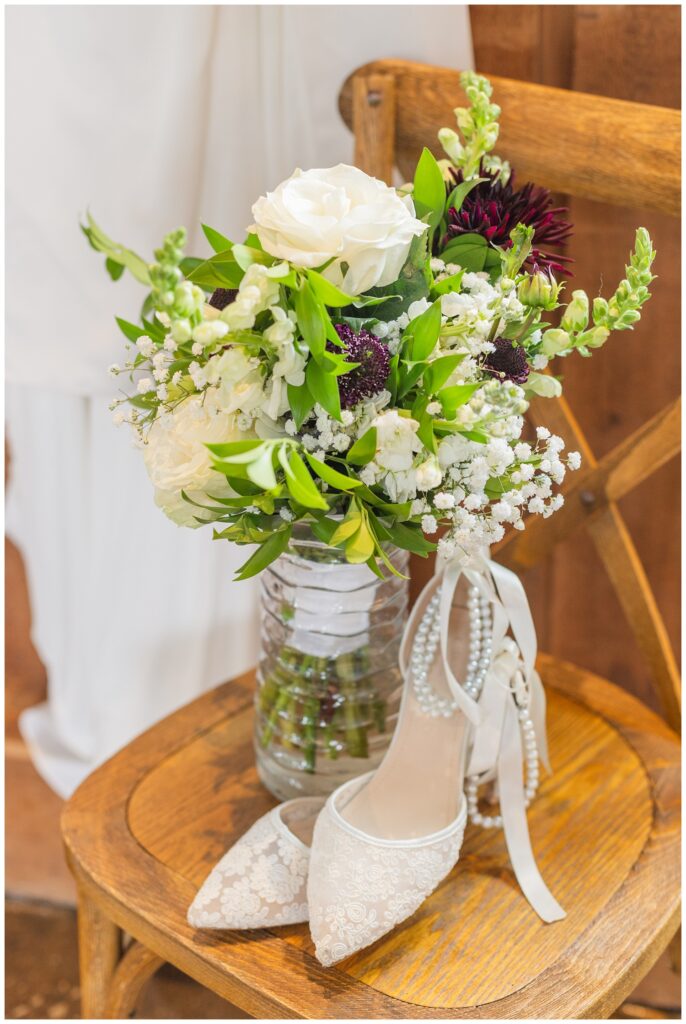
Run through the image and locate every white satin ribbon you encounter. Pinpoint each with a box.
[416,550,566,923]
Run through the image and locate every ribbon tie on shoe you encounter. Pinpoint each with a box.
[436,553,566,924]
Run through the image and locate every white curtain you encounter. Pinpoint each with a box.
[6,5,473,797]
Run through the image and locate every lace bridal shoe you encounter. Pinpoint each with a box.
[307,554,566,966]
[188,796,324,929]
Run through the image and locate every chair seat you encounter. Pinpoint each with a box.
[61,654,680,1019]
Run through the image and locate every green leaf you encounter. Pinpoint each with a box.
[106,258,125,281]
[82,213,151,285]
[440,232,488,272]
[405,300,442,361]
[233,528,292,580]
[330,515,362,546]
[187,249,244,289]
[207,439,265,459]
[383,521,437,556]
[295,282,327,358]
[431,270,464,296]
[232,243,273,271]
[396,361,427,399]
[346,427,377,466]
[305,454,362,491]
[346,520,376,564]
[413,148,446,232]
[287,381,315,430]
[445,177,487,215]
[351,293,402,309]
[423,353,466,393]
[202,224,234,253]
[438,382,482,417]
[306,269,355,307]
[281,450,328,510]
[246,446,277,489]
[306,359,341,421]
[309,515,340,545]
[416,411,436,454]
[115,317,149,344]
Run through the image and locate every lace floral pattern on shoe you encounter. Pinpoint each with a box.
[307,783,467,966]
[188,798,323,929]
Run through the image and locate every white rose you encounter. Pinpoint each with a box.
[415,456,443,491]
[143,394,254,527]
[251,164,427,295]
[372,409,421,472]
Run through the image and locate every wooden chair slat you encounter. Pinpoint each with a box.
[497,398,681,570]
[352,72,396,184]
[586,503,681,730]
[340,60,681,215]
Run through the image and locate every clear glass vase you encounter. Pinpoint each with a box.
[255,524,410,800]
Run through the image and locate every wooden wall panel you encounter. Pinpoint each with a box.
[470,5,681,710]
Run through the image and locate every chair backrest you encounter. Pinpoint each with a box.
[339,59,681,730]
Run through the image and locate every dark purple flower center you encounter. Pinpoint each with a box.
[441,166,573,275]
[329,324,390,408]
[483,337,530,385]
[208,287,238,310]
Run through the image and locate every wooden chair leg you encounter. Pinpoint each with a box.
[105,941,164,1018]
[76,887,121,1018]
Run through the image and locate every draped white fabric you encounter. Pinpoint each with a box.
[6,5,473,797]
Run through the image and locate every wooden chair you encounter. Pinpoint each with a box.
[62,61,681,1019]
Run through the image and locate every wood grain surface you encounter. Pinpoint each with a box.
[338,60,680,215]
[62,660,680,1018]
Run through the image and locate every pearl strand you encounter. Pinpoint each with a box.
[410,581,540,829]
[410,585,491,718]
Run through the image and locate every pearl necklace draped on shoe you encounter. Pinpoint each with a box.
[402,551,565,925]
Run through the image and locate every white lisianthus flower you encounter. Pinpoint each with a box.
[250,164,427,295]
[415,455,443,491]
[142,394,254,527]
[372,409,421,472]
[205,346,264,415]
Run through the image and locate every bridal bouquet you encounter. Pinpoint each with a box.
[86,72,654,777]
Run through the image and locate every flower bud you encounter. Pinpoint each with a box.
[518,270,560,310]
[592,296,609,323]
[561,290,589,333]
[540,328,571,357]
[583,326,610,350]
[437,127,464,165]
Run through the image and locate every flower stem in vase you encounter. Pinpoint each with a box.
[337,651,369,759]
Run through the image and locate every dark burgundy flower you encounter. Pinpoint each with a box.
[208,287,238,310]
[483,337,530,385]
[328,324,390,408]
[441,167,573,274]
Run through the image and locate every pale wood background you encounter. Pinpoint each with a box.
[470,4,681,712]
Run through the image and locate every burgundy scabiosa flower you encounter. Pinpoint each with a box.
[329,324,390,408]
[483,337,530,385]
[441,167,573,274]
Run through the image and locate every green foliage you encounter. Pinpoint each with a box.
[81,213,151,285]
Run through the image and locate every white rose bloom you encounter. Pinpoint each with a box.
[142,394,253,528]
[251,164,427,295]
[415,456,443,491]
[372,409,421,472]
[205,346,264,414]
